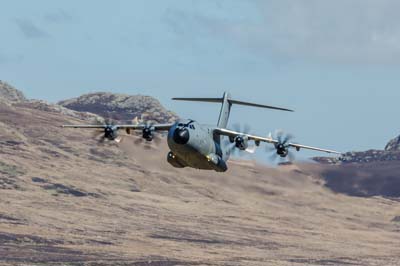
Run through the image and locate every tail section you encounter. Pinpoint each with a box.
[217,92,232,128]
[172,92,293,129]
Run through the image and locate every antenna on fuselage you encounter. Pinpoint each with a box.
[172,92,293,129]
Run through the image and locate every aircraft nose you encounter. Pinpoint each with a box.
[173,127,189,144]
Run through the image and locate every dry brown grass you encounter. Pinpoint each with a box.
[0,102,399,265]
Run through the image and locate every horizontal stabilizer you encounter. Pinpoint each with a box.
[172,97,223,103]
[229,99,293,112]
[172,96,293,112]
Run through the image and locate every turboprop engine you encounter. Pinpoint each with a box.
[234,135,249,151]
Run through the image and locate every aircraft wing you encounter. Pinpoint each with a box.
[214,128,341,155]
[62,123,174,131]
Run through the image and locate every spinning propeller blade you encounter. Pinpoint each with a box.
[225,123,258,157]
[266,130,296,163]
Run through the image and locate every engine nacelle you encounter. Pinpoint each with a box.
[234,135,249,151]
[104,126,118,140]
[276,143,289,157]
[142,127,153,141]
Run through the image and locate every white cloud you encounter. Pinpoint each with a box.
[165,0,400,65]
[255,0,400,64]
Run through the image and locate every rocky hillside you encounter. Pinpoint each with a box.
[0,80,26,103]
[59,92,178,123]
[0,81,99,122]
[314,149,400,164]
[314,133,400,165]
[0,81,399,266]
[385,135,400,151]
[312,133,400,199]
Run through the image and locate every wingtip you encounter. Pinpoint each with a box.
[283,107,294,112]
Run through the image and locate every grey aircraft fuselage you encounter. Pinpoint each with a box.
[166,120,229,172]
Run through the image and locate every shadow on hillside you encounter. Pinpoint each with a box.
[320,162,400,198]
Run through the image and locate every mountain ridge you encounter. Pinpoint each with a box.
[58,92,178,123]
[0,81,178,125]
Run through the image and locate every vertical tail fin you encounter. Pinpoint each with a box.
[172,92,293,129]
[172,92,232,128]
[217,92,232,128]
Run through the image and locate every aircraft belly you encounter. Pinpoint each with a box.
[168,135,215,170]
[172,145,214,170]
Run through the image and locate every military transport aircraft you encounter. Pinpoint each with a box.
[62,92,341,172]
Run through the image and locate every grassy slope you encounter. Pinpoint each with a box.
[0,102,399,266]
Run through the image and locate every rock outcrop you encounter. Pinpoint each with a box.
[385,135,400,151]
[0,81,99,122]
[0,81,26,103]
[16,100,100,122]
[314,134,400,165]
[58,92,178,123]
[314,149,400,164]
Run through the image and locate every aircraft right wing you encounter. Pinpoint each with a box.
[214,127,342,155]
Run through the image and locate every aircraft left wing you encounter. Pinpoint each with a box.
[61,123,174,131]
[214,128,341,155]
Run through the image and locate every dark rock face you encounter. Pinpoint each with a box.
[58,92,178,123]
[0,80,26,103]
[385,135,400,151]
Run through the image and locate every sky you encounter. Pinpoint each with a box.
[1,0,400,158]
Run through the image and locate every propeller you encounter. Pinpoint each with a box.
[266,130,296,162]
[224,123,257,157]
[132,120,162,150]
[233,123,251,135]
[91,116,121,144]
